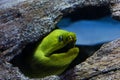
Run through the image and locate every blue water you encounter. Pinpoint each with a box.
[57,16,120,45]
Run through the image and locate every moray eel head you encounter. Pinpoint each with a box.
[38,29,77,56]
[30,29,79,78]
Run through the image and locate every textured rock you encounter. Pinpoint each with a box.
[0,0,120,80]
[0,59,28,80]
[110,3,120,20]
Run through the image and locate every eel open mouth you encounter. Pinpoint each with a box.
[53,41,75,54]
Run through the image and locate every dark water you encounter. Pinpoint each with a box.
[58,16,120,45]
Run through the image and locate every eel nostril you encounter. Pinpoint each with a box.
[67,36,74,41]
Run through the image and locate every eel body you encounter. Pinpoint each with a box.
[28,29,79,78]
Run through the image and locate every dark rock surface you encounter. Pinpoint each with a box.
[0,59,29,80]
[110,3,120,20]
[0,0,120,80]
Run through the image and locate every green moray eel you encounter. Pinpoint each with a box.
[28,29,79,78]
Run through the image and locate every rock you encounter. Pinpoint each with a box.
[0,59,29,80]
[0,0,120,79]
[110,3,120,20]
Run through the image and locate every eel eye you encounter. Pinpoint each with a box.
[58,35,63,42]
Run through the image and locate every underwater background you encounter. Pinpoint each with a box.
[58,16,120,45]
